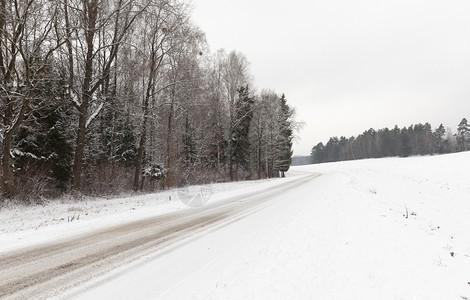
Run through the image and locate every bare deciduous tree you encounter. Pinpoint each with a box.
[0,0,64,198]
[61,0,145,191]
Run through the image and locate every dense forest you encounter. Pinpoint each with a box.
[311,118,470,164]
[0,0,296,201]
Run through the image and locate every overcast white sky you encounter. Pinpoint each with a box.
[191,0,470,155]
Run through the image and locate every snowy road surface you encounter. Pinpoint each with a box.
[1,152,470,299]
[0,174,318,299]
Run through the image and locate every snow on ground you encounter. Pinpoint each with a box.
[0,177,284,253]
[2,152,470,299]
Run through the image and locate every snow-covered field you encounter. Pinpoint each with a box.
[1,152,470,299]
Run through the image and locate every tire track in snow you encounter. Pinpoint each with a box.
[0,174,318,299]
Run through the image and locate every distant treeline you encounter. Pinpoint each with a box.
[291,156,311,166]
[311,118,470,164]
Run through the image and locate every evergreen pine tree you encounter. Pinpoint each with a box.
[274,94,294,177]
[311,142,325,164]
[457,118,470,151]
[115,116,138,167]
[433,124,446,154]
[400,126,413,157]
[15,83,74,193]
[231,86,254,176]
[181,116,197,166]
[97,98,137,168]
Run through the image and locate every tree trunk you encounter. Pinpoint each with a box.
[133,124,146,191]
[71,0,97,192]
[228,118,234,181]
[257,120,262,179]
[165,96,175,187]
[1,134,13,198]
[72,103,88,191]
[133,85,153,191]
[1,96,29,198]
[257,141,261,179]
[265,141,269,178]
[133,55,157,191]
[229,141,233,181]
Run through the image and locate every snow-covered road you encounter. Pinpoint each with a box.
[1,152,470,299]
[0,173,318,299]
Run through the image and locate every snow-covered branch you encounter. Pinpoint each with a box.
[85,101,104,129]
